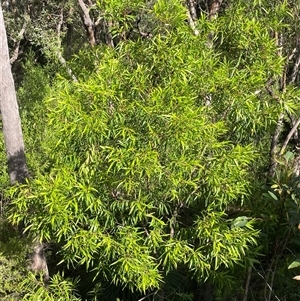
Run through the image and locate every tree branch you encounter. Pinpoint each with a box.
[288,50,300,85]
[243,266,252,301]
[280,116,300,155]
[78,0,96,46]
[56,8,78,82]
[103,19,115,47]
[186,0,199,36]
[9,15,29,64]
[208,0,223,20]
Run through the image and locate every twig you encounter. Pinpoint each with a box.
[243,266,252,301]
[138,291,155,301]
[280,116,300,155]
[256,271,281,301]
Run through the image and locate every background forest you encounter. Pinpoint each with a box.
[1,0,300,300]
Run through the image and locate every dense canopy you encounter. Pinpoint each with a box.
[1,1,300,300]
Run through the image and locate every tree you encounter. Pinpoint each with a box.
[0,1,49,284]
[9,1,273,299]
[0,2,28,184]
[3,0,300,300]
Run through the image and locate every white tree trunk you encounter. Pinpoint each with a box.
[0,3,49,283]
[0,3,28,184]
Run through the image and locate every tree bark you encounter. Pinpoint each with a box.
[0,2,49,283]
[0,3,28,184]
[78,0,96,46]
[186,0,200,36]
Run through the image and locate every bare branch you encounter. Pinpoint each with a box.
[288,47,297,61]
[78,0,96,46]
[138,292,155,301]
[264,79,280,101]
[9,15,29,64]
[243,267,252,301]
[256,271,281,301]
[280,116,300,155]
[288,50,300,85]
[206,0,224,48]
[133,29,153,39]
[56,8,78,82]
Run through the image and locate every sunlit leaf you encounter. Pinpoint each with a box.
[288,259,300,269]
[231,216,248,229]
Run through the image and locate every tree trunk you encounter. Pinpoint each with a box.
[0,3,28,184]
[0,2,49,283]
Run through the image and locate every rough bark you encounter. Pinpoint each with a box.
[28,242,49,283]
[208,0,223,20]
[0,2,49,283]
[186,0,200,36]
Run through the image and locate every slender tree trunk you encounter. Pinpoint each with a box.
[0,3,28,184]
[0,3,49,282]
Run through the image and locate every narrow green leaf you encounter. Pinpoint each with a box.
[268,191,278,201]
[288,259,300,269]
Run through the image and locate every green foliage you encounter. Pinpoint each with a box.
[214,1,285,145]
[288,259,300,269]
[0,255,25,300]
[248,151,300,300]
[0,220,28,300]
[8,3,265,298]
[4,0,300,300]
[21,273,80,301]
[0,136,9,188]
[17,55,53,175]
[95,0,146,39]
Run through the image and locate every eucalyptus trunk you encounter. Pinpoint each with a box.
[0,2,49,282]
[0,3,28,184]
